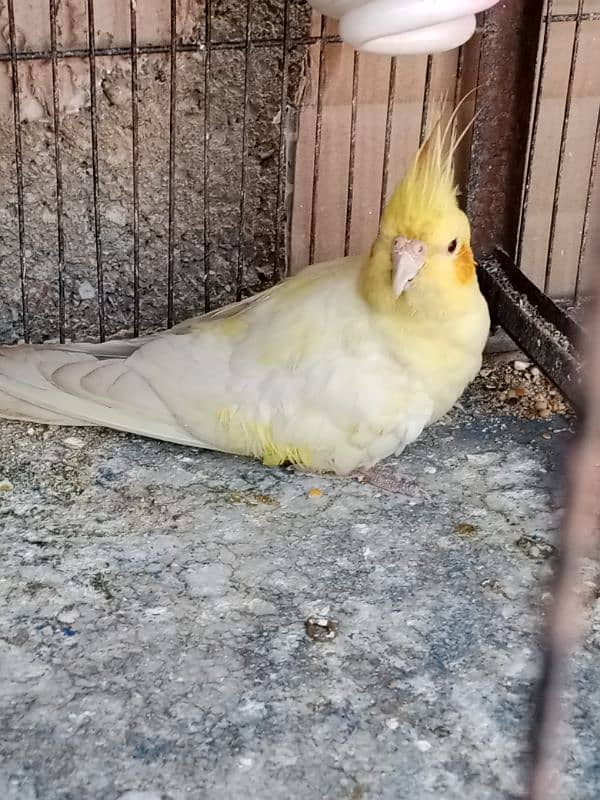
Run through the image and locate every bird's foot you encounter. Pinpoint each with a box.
[284,463,430,502]
[354,467,430,501]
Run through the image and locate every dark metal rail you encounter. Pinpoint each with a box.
[477,251,583,409]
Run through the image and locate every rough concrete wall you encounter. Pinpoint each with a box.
[0,0,311,344]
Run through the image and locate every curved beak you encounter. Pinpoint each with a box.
[392,236,427,297]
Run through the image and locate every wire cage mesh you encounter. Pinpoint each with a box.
[0,0,312,344]
[518,0,600,301]
[0,1,598,348]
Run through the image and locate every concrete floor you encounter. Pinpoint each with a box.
[0,391,598,800]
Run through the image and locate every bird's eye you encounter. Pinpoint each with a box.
[448,239,458,254]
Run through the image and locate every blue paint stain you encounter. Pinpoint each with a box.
[61,626,77,637]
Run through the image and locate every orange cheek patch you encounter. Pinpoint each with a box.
[454,244,476,284]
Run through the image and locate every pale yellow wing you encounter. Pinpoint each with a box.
[0,256,434,472]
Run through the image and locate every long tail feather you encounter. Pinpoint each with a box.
[0,341,201,447]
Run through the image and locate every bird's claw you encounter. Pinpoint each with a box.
[354,467,431,501]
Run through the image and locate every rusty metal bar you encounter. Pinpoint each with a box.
[574,102,600,302]
[468,0,546,258]
[547,11,600,22]
[86,0,106,341]
[419,55,434,146]
[308,16,327,265]
[453,45,465,108]
[516,0,553,265]
[49,0,66,343]
[544,0,585,293]
[0,35,344,64]
[344,51,360,257]
[167,0,178,327]
[7,0,29,343]
[202,0,212,312]
[477,251,582,409]
[129,0,141,337]
[379,57,397,218]
[273,0,290,283]
[235,0,252,301]
[525,291,600,800]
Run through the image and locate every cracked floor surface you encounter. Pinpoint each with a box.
[0,390,598,800]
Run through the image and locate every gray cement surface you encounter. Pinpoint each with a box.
[0,396,598,800]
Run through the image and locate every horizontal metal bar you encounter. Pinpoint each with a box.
[0,13,596,65]
[0,34,343,63]
[547,11,600,22]
[477,250,583,410]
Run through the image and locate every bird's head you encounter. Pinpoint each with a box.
[360,112,477,316]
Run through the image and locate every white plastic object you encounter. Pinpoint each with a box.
[308,0,500,55]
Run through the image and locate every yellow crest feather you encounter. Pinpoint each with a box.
[380,95,477,240]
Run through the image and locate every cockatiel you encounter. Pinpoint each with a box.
[0,114,489,476]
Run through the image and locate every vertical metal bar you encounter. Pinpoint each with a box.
[574,102,600,302]
[525,296,600,800]
[308,16,326,265]
[379,57,397,217]
[344,51,360,257]
[49,0,66,343]
[544,0,585,293]
[129,0,141,337]
[273,0,290,283]
[452,46,469,195]
[7,0,29,343]
[419,55,433,146]
[516,0,553,265]
[203,0,212,312]
[235,0,252,301]
[86,0,106,341]
[453,45,465,108]
[167,0,177,326]
[464,25,485,188]
[467,0,546,258]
